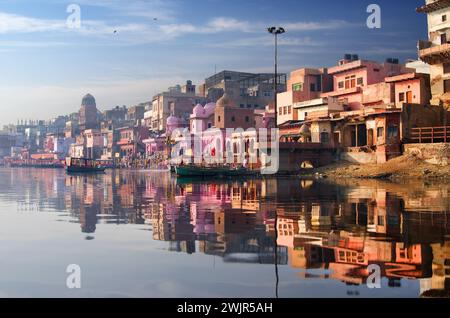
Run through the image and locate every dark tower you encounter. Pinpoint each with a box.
[78,93,99,131]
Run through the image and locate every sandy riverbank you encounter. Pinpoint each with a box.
[302,154,450,181]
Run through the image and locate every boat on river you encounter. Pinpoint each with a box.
[175,165,258,178]
[66,157,106,174]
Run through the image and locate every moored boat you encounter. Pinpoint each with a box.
[66,157,106,174]
[175,165,259,178]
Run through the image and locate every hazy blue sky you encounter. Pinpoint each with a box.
[0,0,426,127]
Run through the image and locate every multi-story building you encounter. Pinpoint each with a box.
[150,81,206,132]
[84,129,103,159]
[417,0,450,105]
[127,104,146,126]
[116,126,150,159]
[322,56,413,110]
[203,70,287,110]
[277,67,333,125]
[103,106,127,124]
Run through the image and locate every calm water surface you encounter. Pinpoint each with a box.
[0,167,449,298]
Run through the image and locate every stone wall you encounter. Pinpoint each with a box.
[403,143,450,166]
[340,151,377,164]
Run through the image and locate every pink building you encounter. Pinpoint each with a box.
[385,72,431,106]
[116,126,150,159]
[277,68,332,125]
[190,103,216,133]
[85,129,103,159]
[322,57,413,110]
[143,115,184,158]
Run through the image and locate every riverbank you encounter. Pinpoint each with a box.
[303,154,450,180]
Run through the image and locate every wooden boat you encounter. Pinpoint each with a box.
[175,165,258,178]
[66,157,106,174]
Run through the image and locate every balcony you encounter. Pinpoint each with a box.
[419,41,450,64]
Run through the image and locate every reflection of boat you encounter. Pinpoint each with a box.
[66,157,106,174]
[175,165,259,178]
[10,162,64,169]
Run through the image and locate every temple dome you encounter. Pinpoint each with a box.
[204,102,216,114]
[81,94,96,107]
[193,104,205,116]
[299,124,311,135]
[216,93,236,108]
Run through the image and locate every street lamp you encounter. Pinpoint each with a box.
[268,27,285,128]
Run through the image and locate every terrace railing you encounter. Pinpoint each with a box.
[409,126,450,144]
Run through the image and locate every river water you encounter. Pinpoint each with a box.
[0,167,449,298]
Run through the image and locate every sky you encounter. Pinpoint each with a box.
[0,0,427,127]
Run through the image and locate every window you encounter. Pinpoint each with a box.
[388,126,399,138]
[377,127,384,138]
[254,104,259,108]
[445,79,450,93]
[320,132,330,143]
[218,116,221,122]
[310,83,316,92]
[374,68,380,72]
[240,104,244,108]
[207,123,212,129]
[357,77,364,86]
[338,81,344,89]
[344,75,356,89]
[292,83,303,91]
[279,108,282,115]
[245,116,250,123]
[283,106,288,115]
[443,15,447,22]
[399,92,405,102]
[378,216,385,226]
[247,104,252,108]
[231,116,235,122]
[442,33,448,45]
[288,106,292,114]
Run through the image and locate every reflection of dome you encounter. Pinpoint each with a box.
[216,93,236,108]
[81,94,96,107]
[167,115,180,126]
[193,104,204,116]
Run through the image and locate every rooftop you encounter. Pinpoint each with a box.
[417,0,450,13]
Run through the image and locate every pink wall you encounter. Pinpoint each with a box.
[394,79,423,105]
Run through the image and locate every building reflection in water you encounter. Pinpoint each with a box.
[2,168,449,296]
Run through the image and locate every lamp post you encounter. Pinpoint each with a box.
[268,27,285,128]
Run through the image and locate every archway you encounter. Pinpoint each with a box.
[300,161,314,169]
